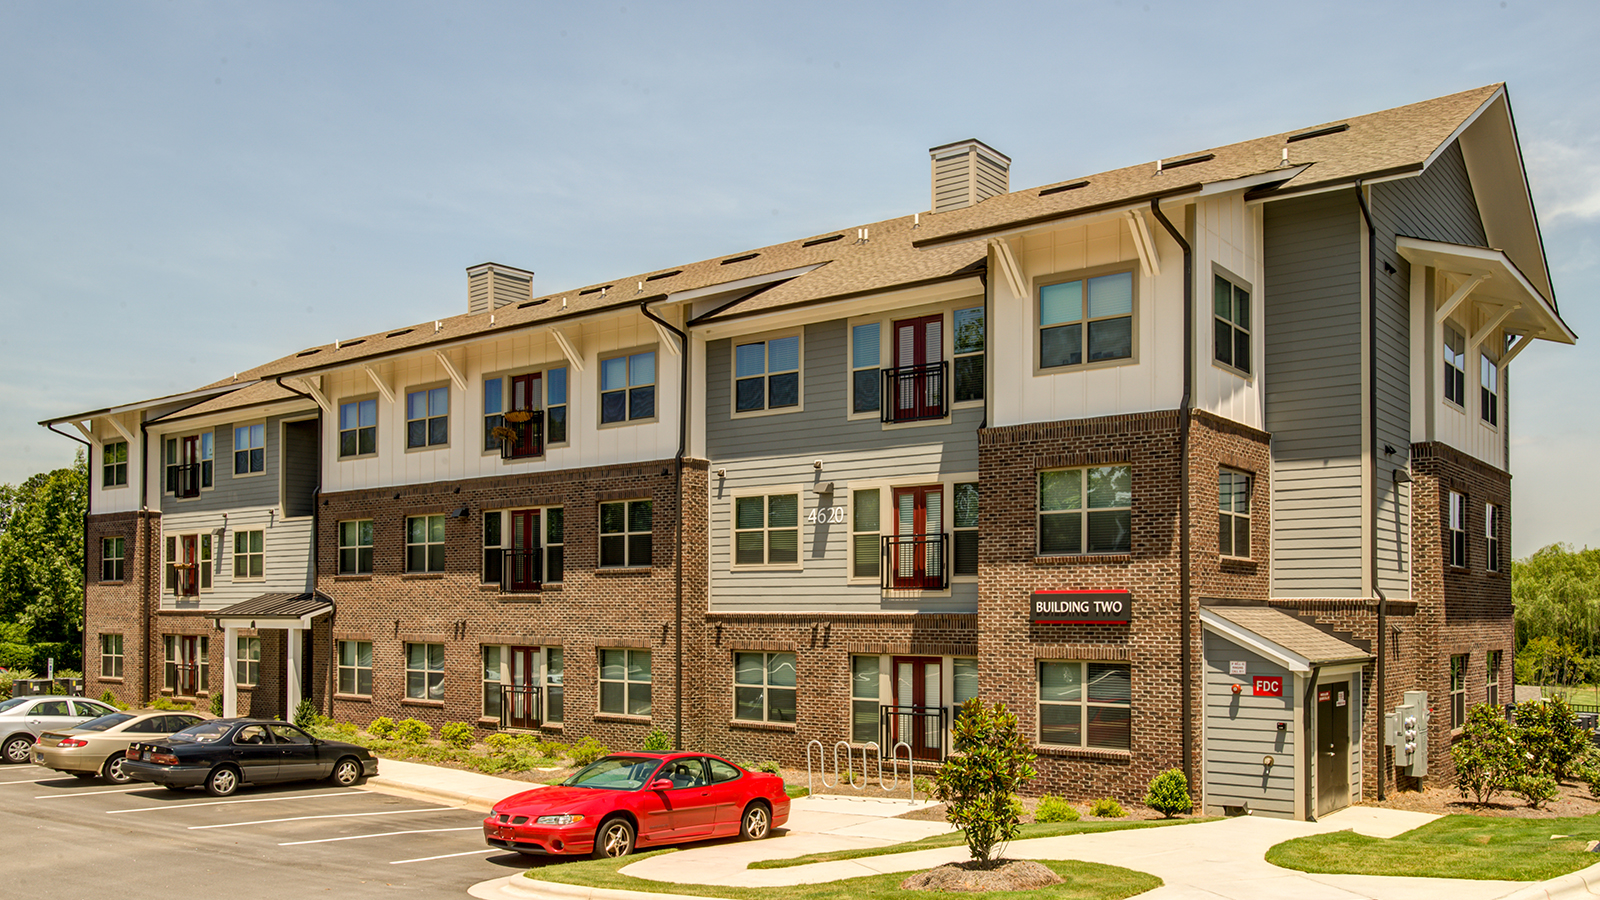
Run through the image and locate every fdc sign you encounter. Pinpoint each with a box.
[1029,590,1134,624]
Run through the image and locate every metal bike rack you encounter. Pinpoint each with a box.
[808,738,919,804]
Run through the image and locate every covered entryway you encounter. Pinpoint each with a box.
[1201,605,1370,821]
[210,593,333,719]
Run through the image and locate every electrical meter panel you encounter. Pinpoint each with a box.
[1384,691,1429,776]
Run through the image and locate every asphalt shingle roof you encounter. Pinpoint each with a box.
[1207,606,1371,666]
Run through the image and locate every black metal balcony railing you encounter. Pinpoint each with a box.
[499,549,543,593]
[882,361,948,424]
[174,563,200,597]
[880,704,949,761]
[173,463,202,498]
[171,663,203,696]
[881,533,948,591]
[499,684,544,730]
[499,409,545,460]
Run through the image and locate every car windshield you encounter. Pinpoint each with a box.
[0,697,30,714]
[75,713,135,732]
[172,721,233,744]
[562,756,663,791]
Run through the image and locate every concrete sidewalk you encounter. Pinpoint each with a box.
[363,757,548,811]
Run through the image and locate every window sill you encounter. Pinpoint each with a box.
[594,713,652,724]
[1033,554,1131,565]
[99,677,124,684]
[334,694,372,703]
[402,572,445,581]
[1033,745,1132,761]
[338,454,379,462]
[1212,361,1254,381]
[1220,557,1258,572]
[729,720,797,733]
[596,567,652,577]
[335,574,372,582]
[401,698,445,708]
[99,580,126,586]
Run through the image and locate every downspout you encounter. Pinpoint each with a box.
[139,416,153,704]
[1353,181,1389,801]
[1151,198,1194,788]
[640,301,688,752]
[45,424,92,687]
[1303,665,1322,821]
[275,376,325,709]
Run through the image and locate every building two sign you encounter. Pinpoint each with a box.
[1030,590,1133,624]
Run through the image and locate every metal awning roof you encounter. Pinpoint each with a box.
[210,592,333,630]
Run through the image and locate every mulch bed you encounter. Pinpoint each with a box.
[901,859,1063,892]
[1358,777,1600,819]
[897,796,1176,823]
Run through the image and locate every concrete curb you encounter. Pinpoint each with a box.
[468,873,732,900]
[1495,861,1600,900]
[362,775,504,813]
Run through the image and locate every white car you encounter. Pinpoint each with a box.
[0,696,118,763]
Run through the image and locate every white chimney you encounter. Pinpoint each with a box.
[929,139,1010,213]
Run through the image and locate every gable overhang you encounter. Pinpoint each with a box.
[1201,608,1370,674]
[1396,236,1576,345]
[1455,86,1555,303]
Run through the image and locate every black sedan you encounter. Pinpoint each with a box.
[123,718,379,797]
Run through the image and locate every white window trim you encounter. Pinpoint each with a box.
[403,381,452,453]
[337,394,380,461]
[481,361,573,458]
[846,299,985,425]
[337,519,374,576]
[598,499,653,569]
[404,642,446,701]
[232,420,268,479]
[597,647,651,716]
[336,639,373,697]
[1218,467,1253,560]
[1479,351,1500,430]
[162,431,216,498]
[100,633,124,679]
[164,531,215,597]
[236,635,261,687]
[1448,491,1468,569]
[102,536,126,582]
[846,315,884,423]
[1485,503,1501,574]
[405,514,447,574]
[950,303,986,410]
[481,644,564,724]
[1031,262,1141,377]
[101,440,130,490]
[730,329,805,419]
[597,344,660,429]
[729,487,805,572]
[1036,659,1133,750]
[231,528,266,583]
[1442,321,1468,413]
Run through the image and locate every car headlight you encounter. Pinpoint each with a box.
[535,814,585,825]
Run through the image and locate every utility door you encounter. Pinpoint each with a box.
[1316,681,1351,816]
[891,656,944,760]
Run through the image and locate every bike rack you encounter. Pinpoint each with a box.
[807,738,919,804]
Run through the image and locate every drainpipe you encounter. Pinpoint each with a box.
[45,424,92,687]
[1151,198,1195,788]
[639,301,688,752]
[275,376,325,710]
[139,416,153,704]
[1353,181,1389,800]
[1303,665,1322,821]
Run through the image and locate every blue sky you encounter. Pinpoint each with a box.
[2,0,1596,556]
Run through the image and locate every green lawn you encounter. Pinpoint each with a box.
[1543,685,1600,706]
[1266,815,1600,881]
[749,817,1205,869]
[525,849,1160,900]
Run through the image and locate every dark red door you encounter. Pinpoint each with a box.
[179,435,201,497]
[507,646,539,729]
[507,510,541,591]
[891,657,943,760]
[178,535,199,597]
[891,486,944,589]
[890,315,944,421]
[178,635,204,695]
[508,373,542,457]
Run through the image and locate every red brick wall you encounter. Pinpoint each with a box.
[85,510,155,707]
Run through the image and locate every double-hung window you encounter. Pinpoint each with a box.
[850,655,880,743]
[1213,274,1251,374]
[733,494,799,567]
[953,306,985,403]
[405,642,444,701]
[102,536,125,582]
[1218,470,1251,558]
[165,533,212,596]
[236,636,261,686]
[1038,270,1134,370]
[953,482,978,576]
[483,508,564,589]
[851,322,882,414]
[734,335,800,413]
[1448,492,1467,568]
[733,652,797,723]
[600,351,655,424]
[102,441,128,488]
[1450,654,1467,728]
[1443,326,1466,406]
[599,648,651,716]
[406,515,446,573]
[852,489,880,579]
[406,386,449,449]
[100,634,124,679]
[1486,650,1502,708]
[599,500,651,568]
[234,423,265,474]
[337,640,373,696]
[338,520,373,575]
[233,530,264,580]
[339,398,377,458]
[1039,466,1132,555]
[1038,661,1131,750]
[1480,354,1498,425]
[165,433,214,496]
[1486,504,1501,573]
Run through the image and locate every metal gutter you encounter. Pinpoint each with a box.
[1353,180,1389,801]
[639,301,689,753]
[911,183,1205,249]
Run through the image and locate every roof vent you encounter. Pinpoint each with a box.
[929,139,1010,213]
[466,263,534,315]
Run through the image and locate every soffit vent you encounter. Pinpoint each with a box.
[466,263,535,315]
[929,139,1011,214]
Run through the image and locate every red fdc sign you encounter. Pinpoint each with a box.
[1253,676,1283,697]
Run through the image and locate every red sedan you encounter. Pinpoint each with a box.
[484,752,790,859]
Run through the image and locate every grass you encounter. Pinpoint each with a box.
[1544,685,1600,707]
[1266,815,1600,881]
[748,817,1206,869]
[526,848,1160,900]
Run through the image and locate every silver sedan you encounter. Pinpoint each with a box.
[33,710,210,782]
[0,696,118,763]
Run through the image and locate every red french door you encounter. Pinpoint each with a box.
[178,534,200,597]
[177,635,204,695]
[507,373,542,458]
[890,486,945,590]
[888,315,945,422]
[507,646,539,729]
[177,434,202,497]
[507,510,542,592]
[891,657,944,760]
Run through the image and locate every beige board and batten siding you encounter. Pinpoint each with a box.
[159,507,314,612]
[705,319,981,614]
[1203,630,1297,819]
[1193,194,1266,432]
[1263,191,1364,597]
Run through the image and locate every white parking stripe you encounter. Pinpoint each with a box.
[389,849,497,865]
[35,787,144,798]
[108,790,364,814]
[278,826,480,846]
[189,808,450,830]
[0,777,53,785]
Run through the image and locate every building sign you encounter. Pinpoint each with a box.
[1229,660,1247,676]
[1318,689,1331,702]
[1030,590,1133,624]
[1253,676,1283,697]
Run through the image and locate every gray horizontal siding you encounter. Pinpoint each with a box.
[1204,631,1296,819]
[162,413,303,514]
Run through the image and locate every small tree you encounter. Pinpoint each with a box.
[933,699,1037,863]
[1453,703,1519,805]
[1143,768,1192,818]
[1513,698,1589,779]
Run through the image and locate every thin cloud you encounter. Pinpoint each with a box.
[1527,138,1600,222]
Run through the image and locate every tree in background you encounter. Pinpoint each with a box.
[0,452,86,669]
[1513,544,1600,686]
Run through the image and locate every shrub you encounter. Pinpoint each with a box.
[151,696,193,711]
[933,698,1037,863]
[368,717,397,739]
[393,718,431,743]
[484,732,518,753]
[1033,794,1080,823]
[0,643,32,670]
[757,760,781,775]
[640,728,672,752]
[1453,704,1521,805]
[913,775,935,798]
[1509,771,1560,808]
[99,690,128,711]
[335,721,358,738]
[209,691,224,716]
[440,723,475,749]
[0,667,36,697]
[570,737,608,766]
[1143,768,1192,818]
[539,739,569,758]
[293,699,323,729]
[1512,698,1588,779]
[1089,796,1126,818]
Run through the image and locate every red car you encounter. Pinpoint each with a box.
[484,752,790,859]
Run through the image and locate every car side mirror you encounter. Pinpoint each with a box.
[648,779,673,791]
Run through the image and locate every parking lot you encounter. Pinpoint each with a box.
[0,762,531,897]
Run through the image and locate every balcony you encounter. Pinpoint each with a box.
[172,463,202,499]
[173,563,201,597]
[879,704,949,761]
[497,409,544,460]
[881,533,948,591]
[882,362,948,424]
[499,549,543,593]
[498,684,544,730]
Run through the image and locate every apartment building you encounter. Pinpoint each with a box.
[47,84,1572,820]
